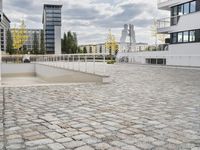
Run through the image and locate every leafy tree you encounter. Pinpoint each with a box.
[105,30,118,60]
[62,33,68,54]
[23,45,28,54]
[6,29,14,55]
[33,31,39,54]
[13,20,29,54]
[83,47,87,53]
[61,31,79,54]
[40,30,45,54]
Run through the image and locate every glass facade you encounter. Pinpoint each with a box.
[171,1,199,26]
[171,29,200,44]
[43,4,62,54]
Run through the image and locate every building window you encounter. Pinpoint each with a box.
[178,32,183,43]
[196,30,200,42]
[171,29,200,44]
[183,31,189,42]
[184,3,190,14]
[189,30,196,42]
[172,6,178,16]
[190,1,196,13]
[178,5,183,15]
[171,33,177,43]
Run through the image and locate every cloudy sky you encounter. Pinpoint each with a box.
[3,0,168,45]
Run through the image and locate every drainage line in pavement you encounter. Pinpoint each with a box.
[2,88,7,150]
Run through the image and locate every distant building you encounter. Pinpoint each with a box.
[43,4,62,54]
[11,29,42,52]
[0,0,10,53]
[136,43,148,52]
[79,42,149,54]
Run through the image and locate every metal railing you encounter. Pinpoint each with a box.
[36,54,108,76]
[1,54,108,76]
[157,15,180,29]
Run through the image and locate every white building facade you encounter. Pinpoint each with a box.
[118,0,200,67]
[0,0,10,53]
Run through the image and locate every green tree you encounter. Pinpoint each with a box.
[33,31,39,54]
[13,20,28,54]
[83,47,87,53]
[6,29,14,55]
[62,33,68,54]
[40,30,45,54]
[61,31,79,54]
[66,31,73,54]
[72,32,78,53]
[22,45,28,54]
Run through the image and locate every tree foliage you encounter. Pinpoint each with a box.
[12,20,29,54]
[62,31,78,54]
[105,30,118,60]
[6,29,14,55]
[83,47,87,53]
[33,31,39,54]
[40,30,45,54]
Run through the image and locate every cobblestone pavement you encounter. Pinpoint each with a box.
[1,64,200,150]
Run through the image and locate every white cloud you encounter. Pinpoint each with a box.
[3,0,170,45]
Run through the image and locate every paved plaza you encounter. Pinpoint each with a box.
[1,64,200,150]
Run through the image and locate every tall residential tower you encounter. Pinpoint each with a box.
[43,4,62,54]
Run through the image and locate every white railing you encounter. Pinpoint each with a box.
[35,53,108,76]
[157,15,180,29]
[157,17,170,28]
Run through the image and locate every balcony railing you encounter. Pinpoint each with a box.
[157,17,170,28]
[157,15,180,29]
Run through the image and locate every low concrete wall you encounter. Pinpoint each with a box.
[35,64,103,83]
[1,63,35,77]
[1,63,105,83]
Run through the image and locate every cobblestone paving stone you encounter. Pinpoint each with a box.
[1,64,200,150]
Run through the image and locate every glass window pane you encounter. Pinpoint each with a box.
[190,1,196,13]
[190,30,196,42]
[196,30,200,42]
[178,32,183,43]
[178,5,183,15]
[183,31,189,42]
[184,3,190,14]
[172,33,177,43]
[172,6,177,16]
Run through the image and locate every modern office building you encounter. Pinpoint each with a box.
[11,29,42,52]
[117,0,200,67]
[0,0,10,53]
[43,4,62,54]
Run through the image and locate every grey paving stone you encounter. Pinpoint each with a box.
[1,64,200,149]
[48,143,65,150]
[25,139,53,146]
[63,141,85,149]
[74,145,94,150]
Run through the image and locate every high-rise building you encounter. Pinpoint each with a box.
[43,4,62,54]
[0,0,10,53]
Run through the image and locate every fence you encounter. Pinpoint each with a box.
[1,54,108,76]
